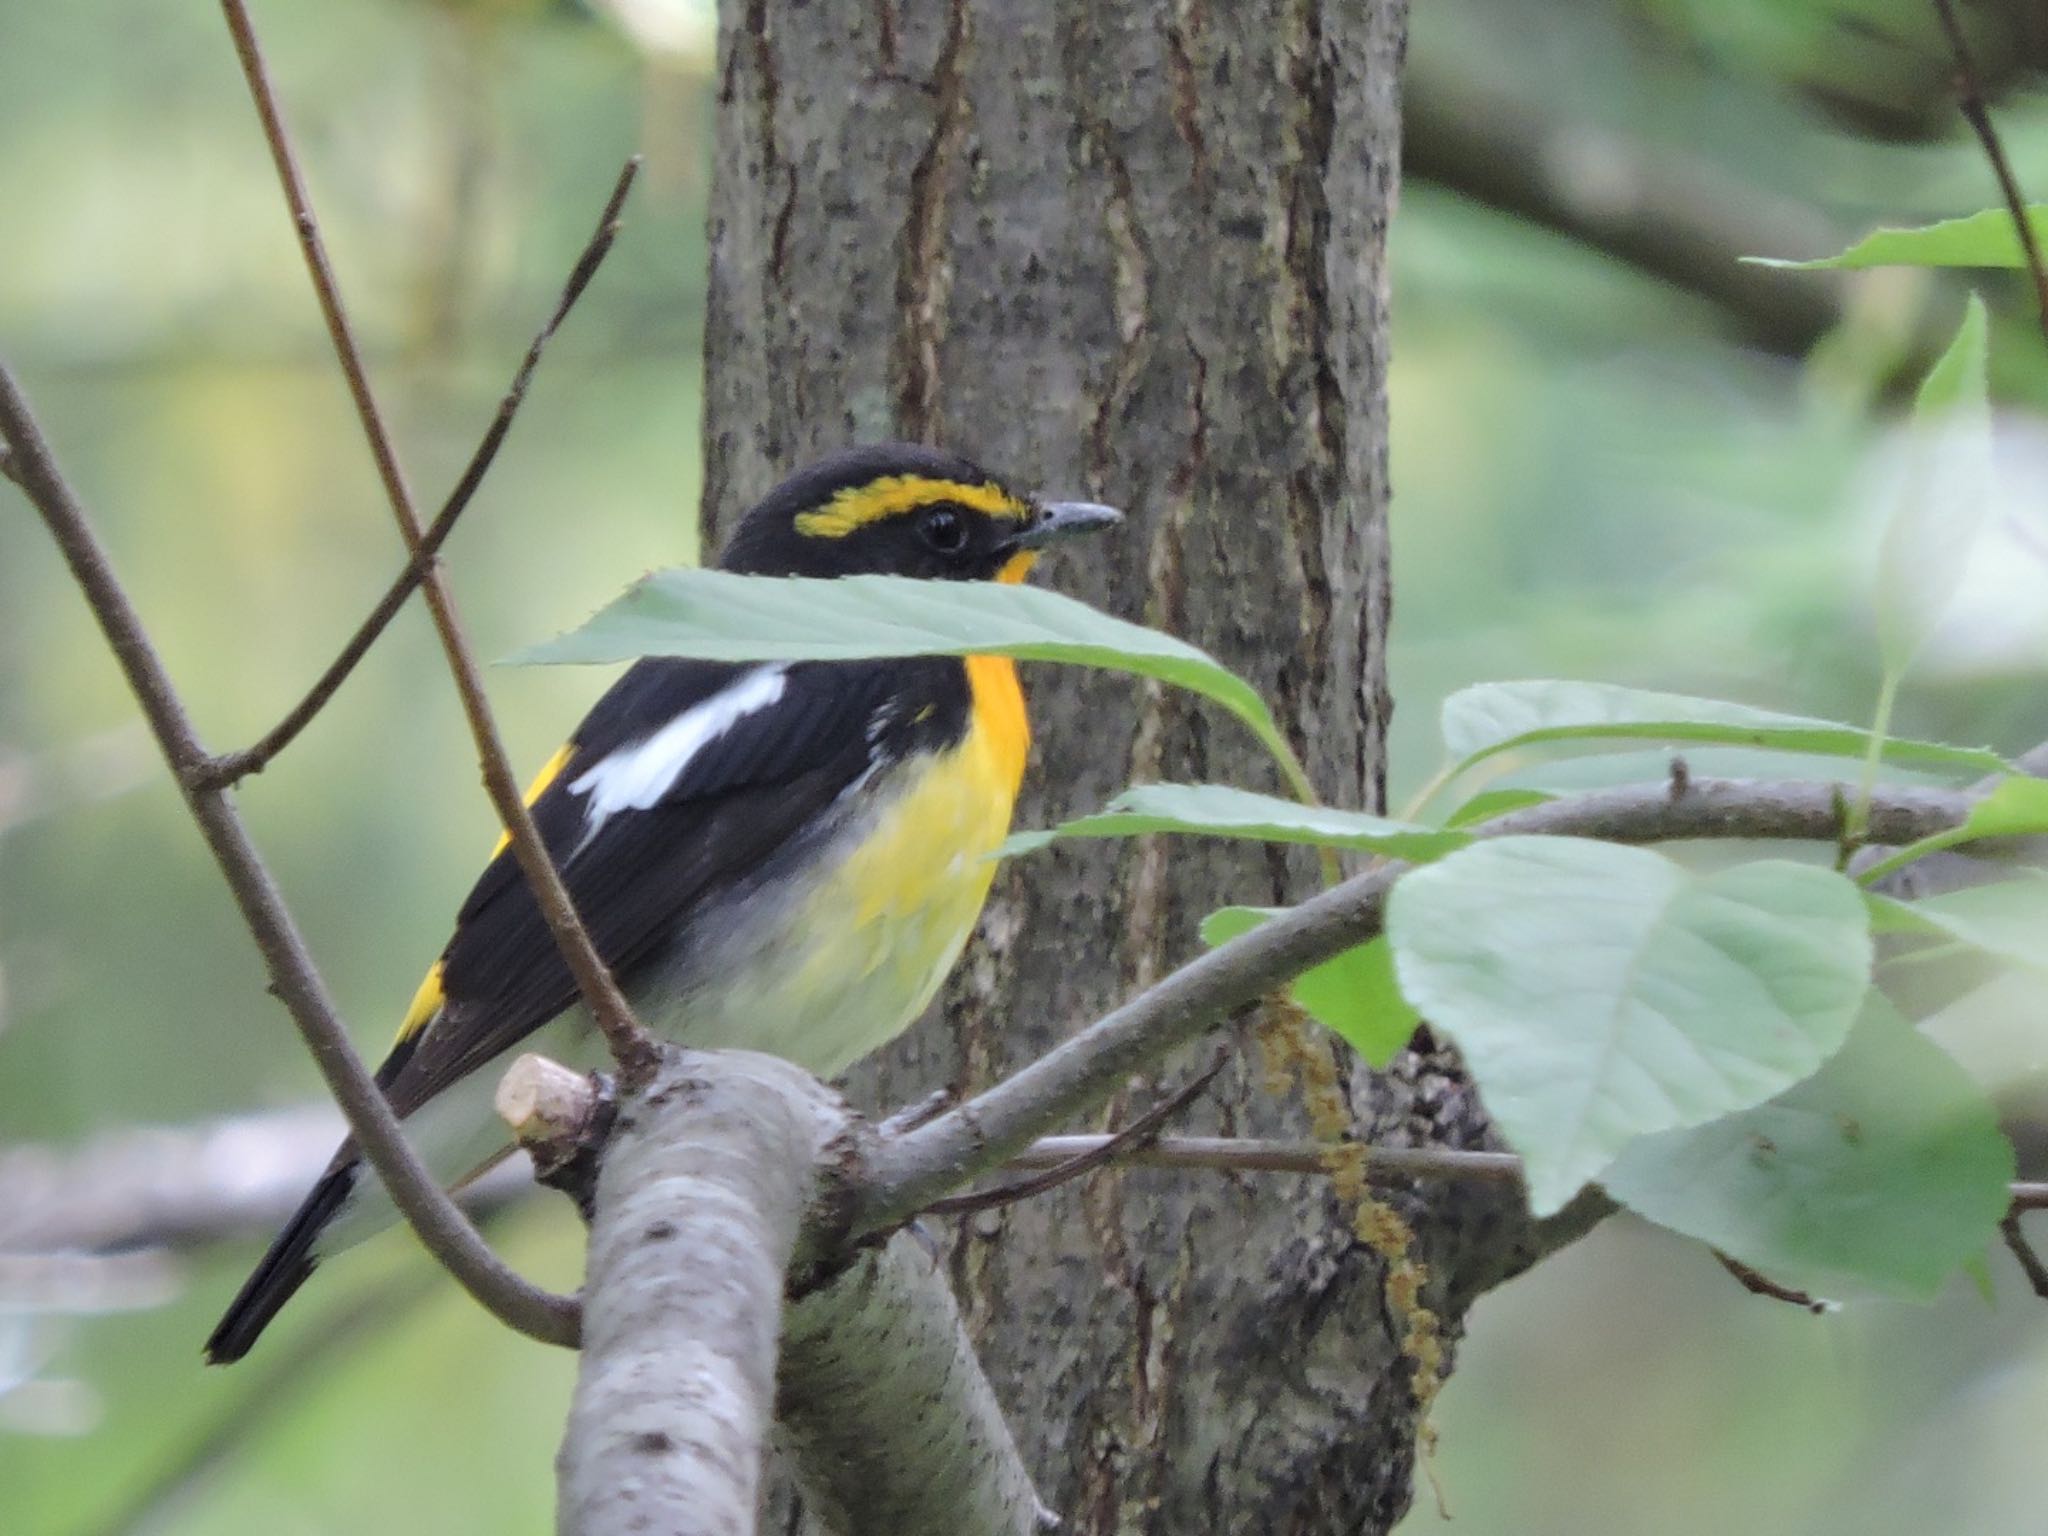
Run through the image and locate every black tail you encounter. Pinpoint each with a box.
[203,1162,357,1364]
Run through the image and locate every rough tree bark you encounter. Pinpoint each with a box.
[700,3,1564,1529]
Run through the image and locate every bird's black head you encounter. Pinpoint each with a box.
[716,443,1120,583]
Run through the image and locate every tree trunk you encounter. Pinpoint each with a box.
[700,4,1567,1529]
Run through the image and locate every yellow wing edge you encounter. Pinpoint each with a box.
[392,742,578,1047]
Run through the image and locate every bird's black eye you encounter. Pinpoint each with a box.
[918,505,968,555]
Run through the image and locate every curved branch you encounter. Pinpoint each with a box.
[0,1107,532,1254]
[0,364,579,1348]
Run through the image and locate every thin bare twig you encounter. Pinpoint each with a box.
[1005,1134,1526,1181]
[218,0,658,1082]
[15,1101,2048,1308]
[923,1049,1230,1217]
[1930,0,2048,347]
[2001,1212,2048,1300]
[1713,1250,1829,1314]
[0,364,578,1348]
[194,156,642,789]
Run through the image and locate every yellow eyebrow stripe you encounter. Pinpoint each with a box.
[794,474,1029,538]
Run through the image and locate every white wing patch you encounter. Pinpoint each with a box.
[567,665,789,841]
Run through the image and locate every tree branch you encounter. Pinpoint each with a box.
[921,1047,1229,1217]
[0,363,577,1348]
[0,1106,531,1255]
[556,1046,1048,1536]
[1930,0,2048,347]
[15,1101,2041,1259]
[2003,1212,2048,1299]
[218,0,658,1081]
[857,773,1991,1233]
[559,1051,829,1534]
[778,1234,1053,1536]
[1003,1134,1522,1181]
[194,155,642,790]
[1712,1250,1829,1314]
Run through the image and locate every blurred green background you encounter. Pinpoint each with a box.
[3,0,2047,1531]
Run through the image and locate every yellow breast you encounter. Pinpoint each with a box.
[741,666,1029,1075]
[964,653,1030,799]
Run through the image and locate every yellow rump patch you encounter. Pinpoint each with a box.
[795,475,1029,539]
[395,959,445,1045]
[488,742,578,858]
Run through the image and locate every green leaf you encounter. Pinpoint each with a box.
[1915,293,1992,415]
[1862,891,1931,937]
[1875,296,1993,675]
[1387,838,1873,1214]
[1749,207,2048,270]
[1961,1252,1998,1306]
[1201,907,1419,1066]
[1004,783,1468,862]
[1443,788,1553,828]
[1439,680,2009,784]
[515,569,1313,799]
[1870,873,2048,975]
[1603,998,2014,1300]
[1856,775,2048,887]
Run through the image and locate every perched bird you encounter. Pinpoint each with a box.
[205,443,1120,1363]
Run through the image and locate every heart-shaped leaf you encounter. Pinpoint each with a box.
[1603,997,2013,1299]
[1387,837,1873,1213]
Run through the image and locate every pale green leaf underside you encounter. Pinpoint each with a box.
[1440,680,2008,782]
[1387,837,1873,1214]
[1005,783,1467,862]
[1603,997,2013,1299]
[1868,874,2048,975]
[1748,207,2048,271]
[1200,906,1419,1066]
[1876,295,1992,674]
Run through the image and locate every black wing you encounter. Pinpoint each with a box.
[376,654,967,1118]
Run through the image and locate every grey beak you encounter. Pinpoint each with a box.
[1009,500,1124,550]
